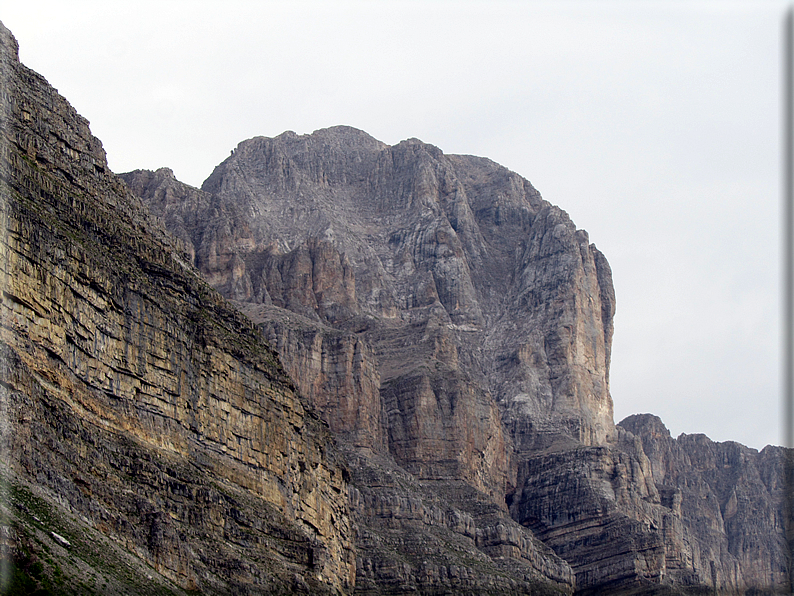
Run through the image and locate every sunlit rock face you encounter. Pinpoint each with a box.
[0,21,354,595]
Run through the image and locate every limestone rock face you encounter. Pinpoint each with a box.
[227,303,578,594]
[0,21,353,594]
[5,14,789,593]
[131,127,616,476]
[236,302,387,452]
[131,125,791,594]
[118,166,211,267]
[509,430,683,594]
[618,414,789,594]
[130,128,621,592]
[343,445,574,595]
[198,132,616,452]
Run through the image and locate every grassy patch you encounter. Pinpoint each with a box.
[0,469,188,596]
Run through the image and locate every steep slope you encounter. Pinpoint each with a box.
[618,414,789,593]
[122,169,578,595]
[0,21,353,595]
[129,126,790,595]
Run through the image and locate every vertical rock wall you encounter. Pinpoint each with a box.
[107,58,788,596]
[619,414,789,593]
[0,21,354,594]
[132,129,617,483]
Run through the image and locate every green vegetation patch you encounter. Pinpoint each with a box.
[0,469,186,596]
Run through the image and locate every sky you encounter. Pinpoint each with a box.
[0,1,787,450]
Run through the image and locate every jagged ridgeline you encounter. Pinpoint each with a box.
[0,20,789,596]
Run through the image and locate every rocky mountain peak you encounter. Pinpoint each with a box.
[619,413,672,440]
[141,127,619,448]
[132,124,790,592]
[5,18,790,593]
[305,124,387,146]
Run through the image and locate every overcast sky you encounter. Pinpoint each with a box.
[1,1,786,450]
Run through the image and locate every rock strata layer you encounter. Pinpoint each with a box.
[618,414,789,593]
[0,21,353,595]
[2,17,790,595]
[129,125,791,594]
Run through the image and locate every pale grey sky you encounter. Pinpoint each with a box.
[1,0,785,449]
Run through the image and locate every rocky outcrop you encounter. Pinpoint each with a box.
[195,132,615,450]
[3,16,789,594]
[344,445,574,595]
[509,430,687,594]
[0,21,353,594]
[618,414,789,594]
[235,301,387,452]
[129,124,790,594]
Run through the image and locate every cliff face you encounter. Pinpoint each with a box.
[123,130,621,592]
[129,128,790,595]
[3,17,789,595]
[0,22,353,595]
[126,127,617,469]
[618,414,789,593]
[201,131,616,453]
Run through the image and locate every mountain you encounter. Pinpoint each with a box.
[0,21,353,595]
[1,20,789,595]
[123,126,790,594]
